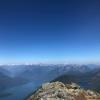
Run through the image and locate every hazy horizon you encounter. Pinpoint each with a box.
[0,61,100,65]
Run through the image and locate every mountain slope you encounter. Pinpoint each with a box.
[27,82,100,100]
[52,69,100,92]
[0,72,12,91]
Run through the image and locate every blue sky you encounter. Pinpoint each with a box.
[0,0,100,64]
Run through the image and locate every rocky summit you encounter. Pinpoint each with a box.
[27,82,100,100]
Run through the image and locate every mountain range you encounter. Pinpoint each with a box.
[0,64,100,99]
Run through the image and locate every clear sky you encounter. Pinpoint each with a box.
[0,0,100,64]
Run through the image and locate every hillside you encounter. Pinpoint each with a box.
[52,71,100,92]
[27,82,100,100]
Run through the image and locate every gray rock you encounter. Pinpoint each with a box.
[27,82,100,100]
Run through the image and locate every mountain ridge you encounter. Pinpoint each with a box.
[27,82,100,100]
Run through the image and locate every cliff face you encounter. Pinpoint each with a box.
[27,82,100,100]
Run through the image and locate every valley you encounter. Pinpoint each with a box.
[0,64,100,100]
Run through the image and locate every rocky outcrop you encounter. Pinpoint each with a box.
[27,82,100,100]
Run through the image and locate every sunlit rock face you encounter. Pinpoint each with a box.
[27,82,100,100]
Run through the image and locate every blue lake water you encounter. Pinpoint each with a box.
[0,82,40,100]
